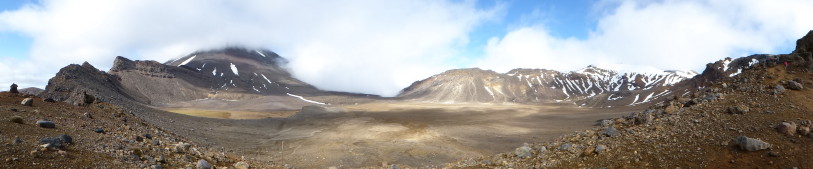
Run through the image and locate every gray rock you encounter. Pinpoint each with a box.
[538,146,547,153]
[9,116,23,124]
[773,85,786,95]
[798,126,811,136]
[736,136,771,151]
[142,134,153,139]
[787,80,803,90]
[390,164,398,169]
[604,126,620,137]
[157,155,166,163]
[595,145,607,154]
[83,112,93,119]
[39,134,73,149]
[135,136,143,142]
[776,122,798,136]
[150,165,163,169]
[559,144,571,151]
[233,161,250,169]
[196,159,212,169]
[12,137,22,144]
[152,139,160,145]
[21,98,33,106]
[36,120,55,128]
[175,142,191,153]
[600,119,613,127]
[514,143,532,158]
[93,128,105,133]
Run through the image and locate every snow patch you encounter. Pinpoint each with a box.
[230,63,239,75]
[286,93,326,105]
[261,74,273,84]
[179,55,196,66]
[484,86,495,97]
[255,50,266,57]
[729,69,742,77]
[212,68,217,76]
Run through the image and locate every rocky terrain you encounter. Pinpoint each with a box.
[447,30,813,168]
[0,91,267,168]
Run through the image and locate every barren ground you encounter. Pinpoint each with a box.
[161,100,640,168]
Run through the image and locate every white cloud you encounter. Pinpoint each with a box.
[476,0,813,74]
[0,0,501,96]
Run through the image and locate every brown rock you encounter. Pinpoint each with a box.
[798,126,811,136]
[727,105,749,114]
[776,122,798,136]
[664,104,680,114]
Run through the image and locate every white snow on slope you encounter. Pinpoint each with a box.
[484,86,495,97]
[722,59,732,71]
[179,55,196,66]
[230,63,239,75]
[212,68,217,76]
[287,93,326,105]
[261,74,273,84]
[255,50,266,57]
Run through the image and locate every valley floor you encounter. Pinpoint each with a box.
[160,100,641,168]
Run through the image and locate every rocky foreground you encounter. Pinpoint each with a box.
[448,31,813,168]
[0,91,275,169]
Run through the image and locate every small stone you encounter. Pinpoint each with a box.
[36,120,55,128]
[93,128,105,133]
[43,98,55,102]
[150,165,163,169]
[83,112,93,119]
[736,136,771,151]
[727,105,749,114]
[152,139,160,145]
[21,98,33,106]
[142,134,152,139]
[776,122,798,136]
[12,137,22,144]
[798,126,811,136]
[59,134,72,144]
[513,143,532,158]
[156,155,166,163]
[135,136,143,142]
[196,159,212,169]
[768,152,780,157]
[773,85,786,95]
[559,144,571,151]
[9,116,23,124]
[233,161,250,169]
[175,142,191,153]
[595,145,607,154]
[539,146,547,153]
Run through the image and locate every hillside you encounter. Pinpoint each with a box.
[448,30,813,168]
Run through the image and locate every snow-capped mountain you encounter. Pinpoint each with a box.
[398,65,699,107]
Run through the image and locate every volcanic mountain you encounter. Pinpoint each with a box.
[398,64,701,107]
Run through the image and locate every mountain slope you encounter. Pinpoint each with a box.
[398,65,698,107]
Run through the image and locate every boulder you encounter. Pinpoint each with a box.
[604,126,620,137]
[39,134,73,149]
[514,143,532,158]
[787,80,804,90]
[773,85,786,95]
[595,145,607,154]
[599,119,613,127]
[9,83,18,93]
[233,162,250,169]
[196,159,212,169]
[727,105,749,114]
[21,98,33,106]
[36,120,55,128]
[9,116,23,124]
[175,142,191,153]
[736,136,771,151]
[776,122,798,136]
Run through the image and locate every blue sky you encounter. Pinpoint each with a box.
[0,0,811,96]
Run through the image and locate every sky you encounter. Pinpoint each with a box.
[0,0,812,97]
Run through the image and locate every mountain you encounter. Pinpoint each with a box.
[398,64,699,107]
